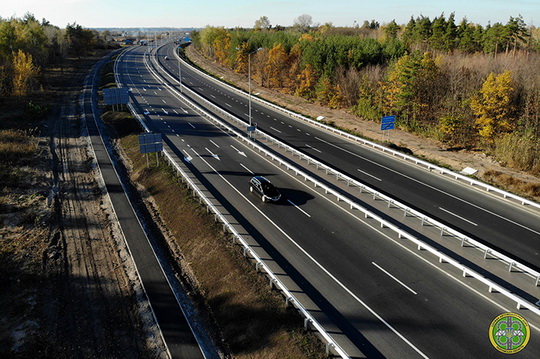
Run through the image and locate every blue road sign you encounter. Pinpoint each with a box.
[381,115,395,131]
[140,143,163,154]
[138,133,162,145]
[103,87,129,105]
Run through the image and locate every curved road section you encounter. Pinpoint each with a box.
[83,52,205,358]
[159,43,540,273]
[116,45,540,358]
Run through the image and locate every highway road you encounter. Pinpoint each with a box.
[115,45,540,358]
[155,43,540,274]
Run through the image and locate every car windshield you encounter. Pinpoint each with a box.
[262,182,279,196]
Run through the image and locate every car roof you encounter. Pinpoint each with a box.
[251,176,271,183]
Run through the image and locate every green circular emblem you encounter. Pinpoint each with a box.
[489,312,530,354]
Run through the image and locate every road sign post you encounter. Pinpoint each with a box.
[381,115,395,142]
[103,87,130,112]
[138,133,163,167]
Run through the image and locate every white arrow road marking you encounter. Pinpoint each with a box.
[189,138,429,359]
[181,107,188,114]
[230,145,247,157]
[205,147,220,160]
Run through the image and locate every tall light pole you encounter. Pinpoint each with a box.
[177,46,182,93]
[247,47,263,136]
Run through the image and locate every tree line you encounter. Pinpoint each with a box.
[192,14,540,174]
[0,13,110,99]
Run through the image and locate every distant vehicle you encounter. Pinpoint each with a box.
[249,176,281,203]
[164,55,169,60]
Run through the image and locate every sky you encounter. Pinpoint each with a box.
[1,0,539,29]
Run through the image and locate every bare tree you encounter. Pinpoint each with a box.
[294,14,313,32]
[254,16,271,30]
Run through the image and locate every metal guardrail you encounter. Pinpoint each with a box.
[143,52,540,319]
[170,48,540,288]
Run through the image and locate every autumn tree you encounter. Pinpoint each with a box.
[470,71,516,142]
[264,43,288,88]
[12,49,39,96]
[295,64,317,99]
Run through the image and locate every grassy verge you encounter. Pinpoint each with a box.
[101,110,326,358]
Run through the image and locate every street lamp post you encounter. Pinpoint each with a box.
[247,47,263,136]
[178,47,182,93]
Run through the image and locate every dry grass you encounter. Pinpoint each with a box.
[483,170,540,199]
[0,129,37,164]
[104,111,326,358]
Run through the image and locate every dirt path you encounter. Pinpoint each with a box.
[42,89,147,357]
[186,46,540,201]
[1,56,162,358]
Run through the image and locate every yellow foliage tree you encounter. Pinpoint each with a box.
[213,33,231,67]
[234,42,249,74]
[295,64,317,99]
[12,49,39,96]
[470,71,516,142]
[286,44,302,91]
[264,43,288,88]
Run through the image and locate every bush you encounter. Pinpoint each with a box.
[494,132,540,173]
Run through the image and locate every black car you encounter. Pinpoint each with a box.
[249,176,281,202]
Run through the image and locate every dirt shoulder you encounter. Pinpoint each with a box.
[186,46,540,202]
[0,54,162,358]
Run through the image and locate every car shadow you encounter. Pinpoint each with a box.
[275,188,314,206]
